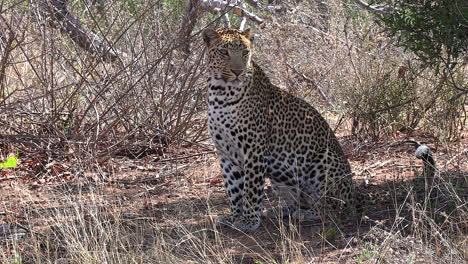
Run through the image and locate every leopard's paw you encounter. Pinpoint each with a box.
[214,214,237,227]
[233,215,261,231]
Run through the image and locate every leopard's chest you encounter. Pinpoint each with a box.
[207,80,249,164]
[208,99,243,163]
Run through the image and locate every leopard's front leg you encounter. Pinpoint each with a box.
[215,154,245,226]
[233,152,266,231]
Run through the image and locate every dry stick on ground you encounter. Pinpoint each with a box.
[442,148,467,169]
[39,0,128,63]
[107,164,190,185]
[156,151,216,163]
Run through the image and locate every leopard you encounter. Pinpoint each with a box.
[203,28,358,231]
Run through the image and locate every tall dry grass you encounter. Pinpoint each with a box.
[1,163,465,263]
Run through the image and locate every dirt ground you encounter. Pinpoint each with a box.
[0,133,466,263]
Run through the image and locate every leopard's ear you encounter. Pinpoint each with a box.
[203,28,219,45]
[242,28,254,42]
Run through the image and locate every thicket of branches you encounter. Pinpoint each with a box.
[0,0,466,161]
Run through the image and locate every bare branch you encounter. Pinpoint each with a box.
[39,0,128,63]
[354,0,394,14]
[243,0,263,10]
[238,1,247,30]
[285,63,335,108]
[0,23,15,100]
[199,0,264,25]
[449,90,468,102]
[178,0,201,54]
[222,12,231,28]
[244,0,285,12]
[178,0,264,53]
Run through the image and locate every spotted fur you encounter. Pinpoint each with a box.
[203,28,357,231]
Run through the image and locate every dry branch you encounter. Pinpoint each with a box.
[178,0,201,54]
[39,0,128,63]
[178,0,264,53]
[238,1,248,30]
[353,0,394,14]
[199,0,264,25]
[0,23,15,99]
[244,0,284,12]
[222,10,231,28]
[285,62,335,108]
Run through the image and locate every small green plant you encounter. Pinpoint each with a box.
[0,155,17,168]
[356,249,374,263]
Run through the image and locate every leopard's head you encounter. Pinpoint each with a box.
[203,28,254,83]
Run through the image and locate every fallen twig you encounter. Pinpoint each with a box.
[156,151,216,162]
[355,160,393,176]
[442,148,467,169]
[0,175,23,181]
[107,164,190,185]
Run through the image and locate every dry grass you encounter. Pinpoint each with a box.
[1,141,466,263]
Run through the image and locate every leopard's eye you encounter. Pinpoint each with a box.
[242,50,250,56]
[219,49,229,56]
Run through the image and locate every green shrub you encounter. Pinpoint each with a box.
[379,0,468,73]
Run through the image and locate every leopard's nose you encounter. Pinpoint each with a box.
[231,69,243,77]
